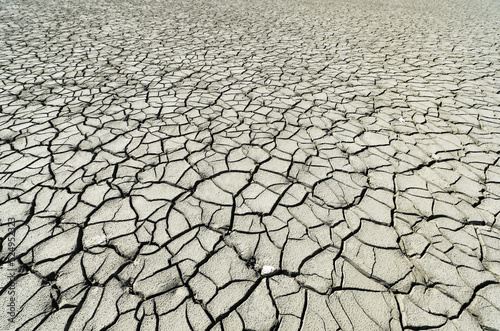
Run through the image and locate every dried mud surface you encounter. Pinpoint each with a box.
[1,0,500,330]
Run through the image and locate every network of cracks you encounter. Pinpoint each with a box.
[1,0,500,330]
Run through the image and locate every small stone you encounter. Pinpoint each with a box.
[261,265,275,275]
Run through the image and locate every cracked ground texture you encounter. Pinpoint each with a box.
[1,0,500,330]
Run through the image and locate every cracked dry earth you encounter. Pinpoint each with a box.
[1,0,500,330]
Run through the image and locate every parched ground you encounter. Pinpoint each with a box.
[1,0,500,330]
